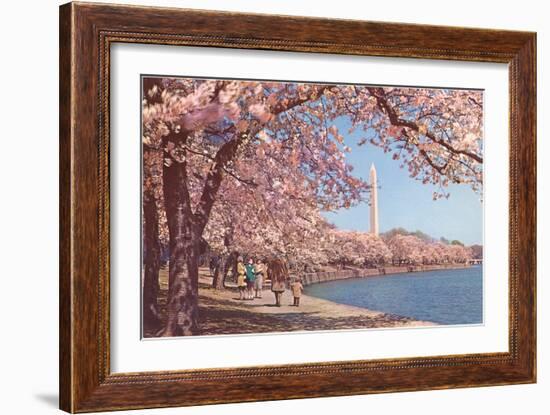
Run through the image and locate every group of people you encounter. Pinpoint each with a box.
[236,256,267,300]
[236,257,304,307]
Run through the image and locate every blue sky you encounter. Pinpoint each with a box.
[322,118,483,246]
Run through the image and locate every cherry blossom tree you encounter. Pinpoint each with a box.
[386,233,472,265]
[203,157,333,281]
[143,78,369,335]
[320,230,391,268]
[358,232,393,266]
[446,244,472,264]
[386,234,424,265]
[142,77,483,336]
[348,86,483,199]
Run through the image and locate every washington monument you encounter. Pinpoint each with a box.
[369,164,379,236]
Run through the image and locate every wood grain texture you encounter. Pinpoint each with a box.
[59,2,536,412]
[59,3,73,411]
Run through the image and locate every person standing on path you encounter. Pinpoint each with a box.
[269,258,288,307]
[236,256,246,300]
[254,259,267,298]
[245,258,257,300]
[291,277,304,307]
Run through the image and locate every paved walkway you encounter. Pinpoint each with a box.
[197,286,435,335]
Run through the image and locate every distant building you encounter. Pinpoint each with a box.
[370,164,379,236]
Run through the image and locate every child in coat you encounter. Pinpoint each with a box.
[291,277,304,307]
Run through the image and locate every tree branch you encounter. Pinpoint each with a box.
[182,144,258,188]
[194,85,332,231]
[367,87,483,164]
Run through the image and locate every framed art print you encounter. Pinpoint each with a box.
[59,2,536,412]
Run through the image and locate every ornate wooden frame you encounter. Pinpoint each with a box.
[59,2,536,412]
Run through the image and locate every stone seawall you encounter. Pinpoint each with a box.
[300,263,471,286]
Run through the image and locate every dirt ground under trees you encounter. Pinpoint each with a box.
[143,267,434,337]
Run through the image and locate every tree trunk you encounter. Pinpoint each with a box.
[212,252,237,290]
[162,224,200,336]
[226,252,237,282]
[159,126,246,335]
[159,145,200,337]
[142,194,161,331]
[212,254,226,290]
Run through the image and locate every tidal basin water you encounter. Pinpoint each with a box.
[304,266,483,325]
